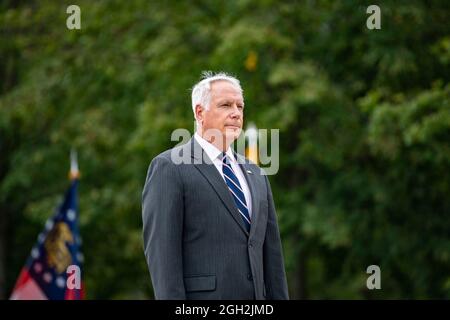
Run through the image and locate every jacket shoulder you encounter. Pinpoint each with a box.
[152,141,192,163]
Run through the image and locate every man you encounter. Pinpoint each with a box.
[142,72,289,300]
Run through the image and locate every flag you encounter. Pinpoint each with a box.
[10,153,84,300]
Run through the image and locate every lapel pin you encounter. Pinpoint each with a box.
[246,170,252,174]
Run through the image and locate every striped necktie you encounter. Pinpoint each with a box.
[222,153,251,232]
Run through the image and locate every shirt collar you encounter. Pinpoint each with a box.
[194,132,235,163]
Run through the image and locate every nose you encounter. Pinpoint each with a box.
[230,103,242,119]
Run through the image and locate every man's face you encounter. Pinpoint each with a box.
[197,80,244,149]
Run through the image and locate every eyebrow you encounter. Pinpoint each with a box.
[218,100,244,105]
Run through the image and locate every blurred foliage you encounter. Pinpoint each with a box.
[0,0,449,299]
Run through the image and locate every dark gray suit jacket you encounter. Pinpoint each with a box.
[142,138,289,300]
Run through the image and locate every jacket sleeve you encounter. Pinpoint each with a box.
[142,156,186,299]
[263,175,289,299]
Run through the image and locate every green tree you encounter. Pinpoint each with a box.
[1,0,448,299]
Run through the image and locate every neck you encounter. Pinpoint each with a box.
[196,129,231,152]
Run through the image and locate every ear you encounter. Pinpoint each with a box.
[195,104,204,123]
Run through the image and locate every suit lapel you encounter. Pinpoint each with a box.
[236,153,260,239]
[189,138,250,236]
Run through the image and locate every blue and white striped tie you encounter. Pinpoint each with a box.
[222,153,251,232]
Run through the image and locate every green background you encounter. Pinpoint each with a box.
[1,0,449,299]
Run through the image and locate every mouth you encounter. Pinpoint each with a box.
[225,125,241,129]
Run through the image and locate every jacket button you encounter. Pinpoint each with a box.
[247,273,253,281]
[248,242,253,248]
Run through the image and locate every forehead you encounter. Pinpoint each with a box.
[210,80,243,101]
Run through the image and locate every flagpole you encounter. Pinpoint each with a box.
[69,148,80,180]
[245,123,259,164]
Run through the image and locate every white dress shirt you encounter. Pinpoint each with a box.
[194,132,252,217]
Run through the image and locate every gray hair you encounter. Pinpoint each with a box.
[191,71,243,120]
